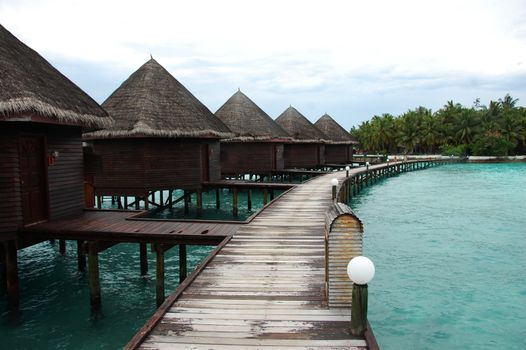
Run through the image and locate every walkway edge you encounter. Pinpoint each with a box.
[124,235,232,350]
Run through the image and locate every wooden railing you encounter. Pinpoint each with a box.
[324,203,364,308]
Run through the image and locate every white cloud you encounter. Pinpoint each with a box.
[1,0,525,128]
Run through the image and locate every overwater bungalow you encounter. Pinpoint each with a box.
[0,24,111,305]
[215,90,291,177]
[83,58,233,207]
[314,113,358,164]
[275,106,328,169]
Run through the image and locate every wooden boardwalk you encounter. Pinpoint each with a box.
[134,170,368,349]
[20,210,239,246]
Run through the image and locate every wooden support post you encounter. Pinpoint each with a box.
[215,189,220,209]
[77,240,86,272]
[5,241,19,309]
[168,190,173,209]
[124,196,128,209]
[135,196,140,210]
[155,244,165,307]
[270,190,274,201]
[232,188,238,217]
[97,196,102,209]
[263,188,268,205]
[59,239,66,255]
[0,245,5,291]
[140,243,148,276]
[196,189,203,216]
[144,192,149,210]
[179,244,187,283]
[159,190,164,207]
[247,189,252,211]
[87,242,101,310]
[184,191,189,214]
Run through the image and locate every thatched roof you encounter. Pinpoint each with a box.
[314,113,357,144]
[275,106,328,143]
[0,24,111,130]
[84,59,233,140]
[215,90,291,142]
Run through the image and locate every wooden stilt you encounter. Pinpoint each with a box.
[263,188,268,205]
[196,189,203,216]
[87,242,101,310]
[5,241,19,309]
[159,190,164,207]
[59,239,66,255]
[140,243,148,276]
[135,196,140,210]
[179,244,187,283]
[247,190,252,211]
[144,192,149,210]
[124,196,128,209]
[155,244,165,307]
[232,188,238,217]
[97,196,102,209]
[0,245,6,291]
[215,189,220,209]
[77,240,86,272]
[270,190,274,201]
[184,191,189,215]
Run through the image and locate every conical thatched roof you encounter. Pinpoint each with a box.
[275,106,328,143]
[0,24,111,130]
[84,59,233,139]
[314,113,357,144]
[215,90,290,141]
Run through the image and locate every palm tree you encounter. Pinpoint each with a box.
[454,109,480,146]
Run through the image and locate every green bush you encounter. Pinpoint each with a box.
[440,144,467,156]
[470,134,516,156]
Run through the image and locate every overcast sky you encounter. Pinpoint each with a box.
[2,0,525,130]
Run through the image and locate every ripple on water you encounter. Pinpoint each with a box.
[350,163,526,350]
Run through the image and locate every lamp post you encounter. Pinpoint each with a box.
[347,256,375,336]
[331,178,339,200]
[345,165,350,178]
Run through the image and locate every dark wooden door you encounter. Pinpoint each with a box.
[201,144,210,182]
[19,136,48,224]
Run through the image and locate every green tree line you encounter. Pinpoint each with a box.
[350,94,526,156]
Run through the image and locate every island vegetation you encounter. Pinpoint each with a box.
[351,94,526,156]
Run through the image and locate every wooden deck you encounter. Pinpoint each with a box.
[19,210,239,246]
[133,170,369,349]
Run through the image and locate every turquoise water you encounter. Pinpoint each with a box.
[0,242,214,349]
[349,163,526,349]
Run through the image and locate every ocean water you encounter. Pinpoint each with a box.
[349,163,526,349]
[0,243,214,349]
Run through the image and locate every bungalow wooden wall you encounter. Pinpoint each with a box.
[47,126,84,220]
[220,142,282,175]
[0,123,84,237]
[325,145,352,164]
[283,143,321,169]
[89,138,217,195]
[0,126,22,236]
[208,141,221,181]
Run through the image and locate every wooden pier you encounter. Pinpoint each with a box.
[17,210,240,308]
[127,159,453,349]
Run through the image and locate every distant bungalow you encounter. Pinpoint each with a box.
[83,59,232,205]
[0,24,111,305]
[275,106,327,169]
[215,90,291,176]
[314,113,357,164]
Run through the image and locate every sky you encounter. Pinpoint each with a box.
[1,0,525,130]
